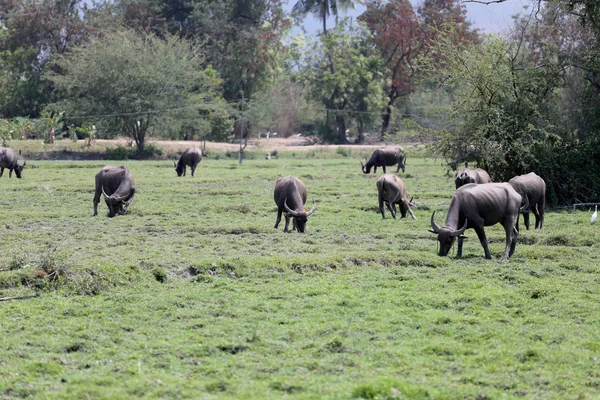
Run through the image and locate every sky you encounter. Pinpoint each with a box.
[284,0,533,35]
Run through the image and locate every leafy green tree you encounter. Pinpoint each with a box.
[110,0,291,102]
[0,0,90,117]
[360,0,477,139]
[45,29,222,153]
[298,19,385,143]
[292,0,362,34]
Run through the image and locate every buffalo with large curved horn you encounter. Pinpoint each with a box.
[93,166,136,217]
[429,183,523,260]
[274,176,316,233]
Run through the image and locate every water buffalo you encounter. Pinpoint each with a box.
[174,147,202,177]
[274,176,316,233]
[429,183,524,260]
[361,148,406,174]
[454,168,491,189]
[508,172,546,230]
[376,174,416,220]
[93,166,136,217]
[0,147,26,179]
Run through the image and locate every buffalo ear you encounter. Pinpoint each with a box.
[459,235,468,239]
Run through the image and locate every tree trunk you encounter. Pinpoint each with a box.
[336,115,347,144]
[356,120,364,143]
[380,105,392,140]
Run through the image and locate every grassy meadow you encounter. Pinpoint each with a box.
[0,149,599,399]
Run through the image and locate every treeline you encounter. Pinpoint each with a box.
[0,0,599,204]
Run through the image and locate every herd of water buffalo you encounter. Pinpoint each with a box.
[0,145,546,260]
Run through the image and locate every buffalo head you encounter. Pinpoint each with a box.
[174,161,185,177]
[284,198,316,233]
[429,211,468,256]
[102,186,129,218]
[360,157,370,174]
[14,160,25,179]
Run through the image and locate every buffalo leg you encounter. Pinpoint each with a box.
[191,165,196,177]
[183,166,186,177]
[9,168,12,178]
[0,167,3,177]
[378,194,386,219]
[283,216,291,233]
[274,209,283,229]
[388,203,397,219]
[535,201,544,229]
[373,166,377,173]
[457,237,464,258]
[523,212,530,230]
[474,226,492,259]
[508,226,518,258]
[382,166,386,173]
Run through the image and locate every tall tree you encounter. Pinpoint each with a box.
[292,0,361,34]
[0,0,89,117]
[111,0,291,102]
[45,29,222,153]
[299,19,385,143]
[360,0,477,138]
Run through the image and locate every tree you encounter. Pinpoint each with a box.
[292,0,362,34]
[45,29,222,153]
[0,0,90,117]
[298,19,385,143]
[110,0,291,103]
[359,0,478,139]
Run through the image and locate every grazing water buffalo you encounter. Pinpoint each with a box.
[174,147,202,177]
[361,148,406,174]
[274,176,316,233]
[93,166,136,217]
[509,172,546,230]
[0,147,26,179]
[376,174,416,220]
[454,168,491,189]
[429,183,524,260]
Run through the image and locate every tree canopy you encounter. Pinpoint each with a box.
[45,29,223,152]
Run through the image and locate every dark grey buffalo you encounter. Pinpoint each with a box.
[93,166,136,217]
[429,183,524,260]
[274,176,316,233]
[174,147,202,177]
[454,168,491,189]
[361,148,406,174]
[376,174,416,220]
[509,172,546,230]
[0,147,26,179]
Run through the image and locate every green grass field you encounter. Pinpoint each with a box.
[1,152,599,399]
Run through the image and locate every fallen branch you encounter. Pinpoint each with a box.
[0,293,40,302]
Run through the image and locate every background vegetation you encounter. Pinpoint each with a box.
[1,0,599,203]
[0,154,599,398]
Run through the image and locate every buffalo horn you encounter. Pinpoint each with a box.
[22,160,26,167]
[306,199,317,216]
[173,161,177,168]
[101,186,110,200]
[284,198,300,217]
[451,219,469,237]
[430,211,441,233]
